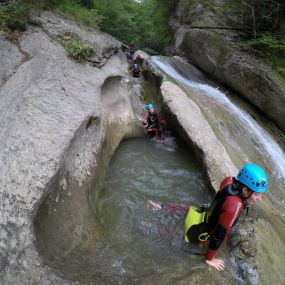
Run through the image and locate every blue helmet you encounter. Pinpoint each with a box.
[146,103,154,110]
[134,63,138,68]
[236,163,268,193]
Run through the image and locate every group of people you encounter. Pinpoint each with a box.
[125,44,268,272]
[123,43,142,78]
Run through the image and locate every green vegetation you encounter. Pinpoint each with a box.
[52,0,103,29]
[59,35,92,62]
[245,35,285,55]
[1,0,284,62]
[245,35,285,75]
[0,0,103,32]
[0,0,175,53]
[93,0,175,53]
[0,1,29,31]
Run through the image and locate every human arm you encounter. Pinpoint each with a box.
[147,200,188,214]
[143,114,148,127]
[205,197,243,269]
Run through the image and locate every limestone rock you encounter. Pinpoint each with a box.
[160,80,237,191]
[169,1,285,133]
[0,14,136,283]
[32,11,121,67]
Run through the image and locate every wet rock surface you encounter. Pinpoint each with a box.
[228,201,285,285]
[143,56,285,285]
[160,80,237,191]
[169,1,285,133]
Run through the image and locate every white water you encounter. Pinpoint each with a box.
[151,56,285,216]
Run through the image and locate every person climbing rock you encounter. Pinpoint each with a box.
[148,163,268,271]
[143,103,166,140]
[130,63,142,78]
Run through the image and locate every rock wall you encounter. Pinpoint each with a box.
[1,8,284,284]
[169,0,285,133]
[143,56,285,285]
[160,81,237,191]
[0,12,142,284]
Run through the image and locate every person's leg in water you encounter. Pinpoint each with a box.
[148,201,209,254]
[146,128,156,140]
[147,200,188,243]
[147,200,188,215]
[155,128,162,141]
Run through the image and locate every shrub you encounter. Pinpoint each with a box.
[55,0,103,29]
[245,35,285,52]
[0,1,29,31]
[59,36,92,62]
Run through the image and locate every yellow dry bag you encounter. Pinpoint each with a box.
[184,206,206,243]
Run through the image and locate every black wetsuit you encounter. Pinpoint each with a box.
[186,177,245,260]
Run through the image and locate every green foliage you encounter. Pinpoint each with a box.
[78,0,94,9]
[0,0,175,53]
[0,1,29,31]
[245,35,285,51]
[93,0,174,53]
[0,0,102,34]
[59,35,92,62]
[244,35,285,73]
[54,0,103,29]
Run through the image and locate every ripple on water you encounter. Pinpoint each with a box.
[95,137,212,282]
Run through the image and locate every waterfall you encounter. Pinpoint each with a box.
[151,56,285,216]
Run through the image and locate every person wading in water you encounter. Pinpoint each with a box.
[148,163,268,271]
[143,103,166,140]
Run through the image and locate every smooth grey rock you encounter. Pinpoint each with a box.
[0,32,24,85]
[160,80,237,191]
[32,11,121,67]
[0,20,133,283]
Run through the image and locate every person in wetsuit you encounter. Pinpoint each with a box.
[130,63,142,78]
[148,163,268,271]
[143,103,166,140]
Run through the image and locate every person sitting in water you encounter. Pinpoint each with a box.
[143,103,166,140]
[148,163,268,271]
[130,63,142,78]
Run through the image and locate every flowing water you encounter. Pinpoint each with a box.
[151,56,285,218]
[88,56,285,284]
[94,137,214,283]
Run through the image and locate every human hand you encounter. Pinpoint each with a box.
[206,258,225,271]
[147,200,162,212]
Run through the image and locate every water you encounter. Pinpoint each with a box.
[151,56,285,217]
[95,137,212,283]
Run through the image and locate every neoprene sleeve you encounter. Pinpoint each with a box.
[205,196,243,260]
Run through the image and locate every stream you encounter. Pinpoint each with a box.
[151,56,285,218]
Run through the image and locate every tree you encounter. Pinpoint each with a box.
[246,0,283,38]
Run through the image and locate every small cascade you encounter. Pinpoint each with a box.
[151,56,285,216]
